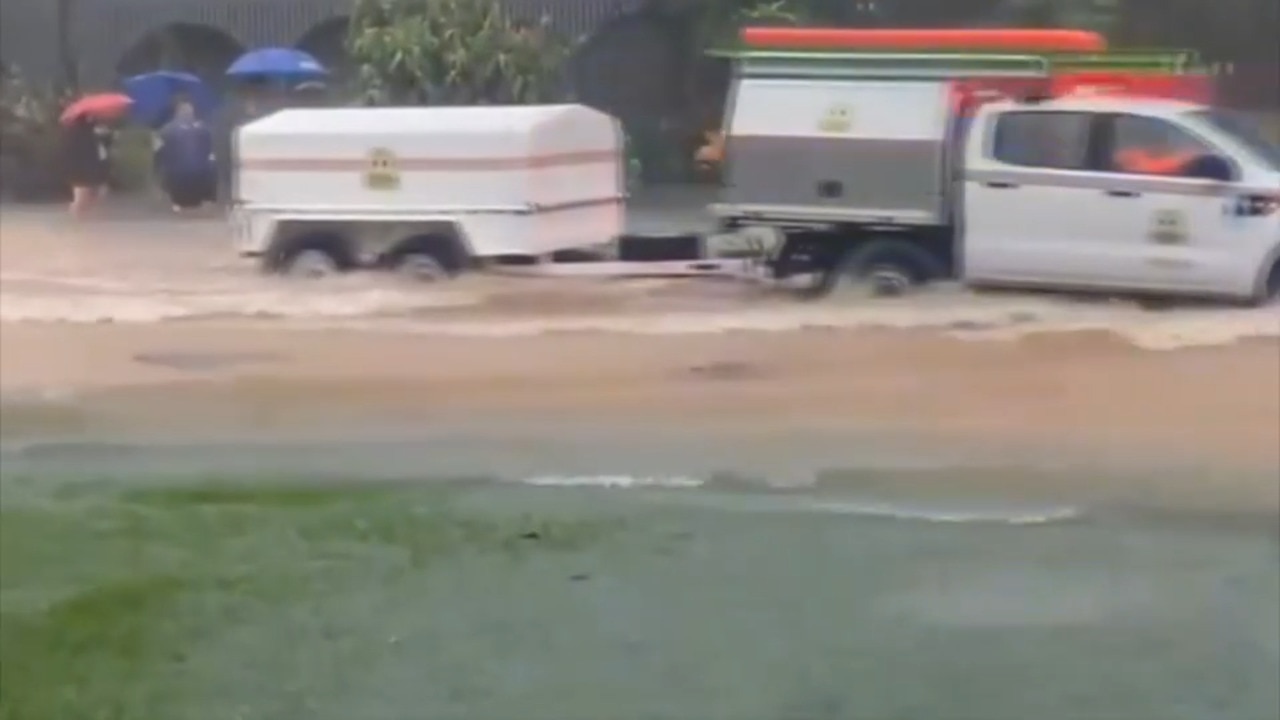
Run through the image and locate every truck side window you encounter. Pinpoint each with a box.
[1106,114,1217,177]
[991,111,1092,170]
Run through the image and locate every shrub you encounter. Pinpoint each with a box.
[0,67,73,201]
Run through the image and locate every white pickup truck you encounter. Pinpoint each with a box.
[713,52,1280,304]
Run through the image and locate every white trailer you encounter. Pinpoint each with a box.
[714,52,1280,303]
[229,104,625,279]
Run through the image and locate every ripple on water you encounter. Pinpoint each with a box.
[3,271,1276,351]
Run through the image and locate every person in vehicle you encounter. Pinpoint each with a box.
[156,97,215,211]
[1113,123,1200,175]
[1114,146,1197,175]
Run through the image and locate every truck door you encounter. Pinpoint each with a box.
[964,109,1121,286]
[1096,113,1240,293]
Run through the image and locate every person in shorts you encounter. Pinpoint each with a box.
[61,116,113,218]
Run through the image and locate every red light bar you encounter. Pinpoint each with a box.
[740,27,1108,53]
[1051,72,1216,103]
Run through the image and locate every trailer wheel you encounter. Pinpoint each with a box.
[829,239,945,298]
[381,234,464,283]
[283,249,342,279]
[390,252,450,282]
[267,233,353,279]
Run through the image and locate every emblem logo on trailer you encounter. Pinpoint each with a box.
[818,104,853,133]
[364,148,401,190]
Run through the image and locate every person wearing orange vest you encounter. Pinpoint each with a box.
[1114,146,1197,175]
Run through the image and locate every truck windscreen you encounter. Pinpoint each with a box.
[1188,109,1280,171]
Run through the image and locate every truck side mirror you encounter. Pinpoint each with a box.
[1182,154,1233,182]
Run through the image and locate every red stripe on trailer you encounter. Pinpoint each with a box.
[740,27,1107,53]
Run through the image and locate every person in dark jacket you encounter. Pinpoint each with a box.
[156,98,215,211]
[61,116,113,218]
[212,86,274,206]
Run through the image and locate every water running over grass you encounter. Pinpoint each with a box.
[2,474,1277,720]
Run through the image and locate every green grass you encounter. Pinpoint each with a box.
[0,478,622,720]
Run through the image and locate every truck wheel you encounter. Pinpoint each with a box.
[1260,260,1280,305]
[831,239,944,298]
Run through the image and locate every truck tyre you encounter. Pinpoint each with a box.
[1260,259,1280,305]
[382,234,464,283]
[794,238,943,300]
[266,233,353,279]
[830,239,945,298]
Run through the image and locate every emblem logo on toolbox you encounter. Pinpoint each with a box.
[818,104,853,133]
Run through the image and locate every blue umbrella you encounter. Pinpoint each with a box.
[122,71,219,127]
[226,48,327,81]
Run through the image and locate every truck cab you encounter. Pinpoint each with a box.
[962,96,1280,303]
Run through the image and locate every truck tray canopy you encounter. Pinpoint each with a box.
[713,46,1217,225]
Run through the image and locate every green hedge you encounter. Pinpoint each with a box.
[110,126,156,193]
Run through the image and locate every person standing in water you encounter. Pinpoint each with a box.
[156,97,215,212]
[61,116,113,218]
[213,84,274,206]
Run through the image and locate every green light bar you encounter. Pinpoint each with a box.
[1048,51,1203,73]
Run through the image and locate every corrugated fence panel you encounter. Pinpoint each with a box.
[2,0,70,81]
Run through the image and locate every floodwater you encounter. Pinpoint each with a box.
[1,197,1276,350]
[1,196,1278,718]
[1,446,1277,720]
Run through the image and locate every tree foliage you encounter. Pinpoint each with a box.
[347,0,573,105]
[997,0,1121,34]
[1,66,76,199]
[684,0,812,50]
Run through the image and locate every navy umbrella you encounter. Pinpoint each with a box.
[122,71,218,127]
[226,48,327,81]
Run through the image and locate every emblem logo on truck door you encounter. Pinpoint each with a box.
[364,148,401,190]
[818,104,853,133]
[1148,209,1188,245]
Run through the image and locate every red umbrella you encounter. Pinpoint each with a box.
[60,92,133,125]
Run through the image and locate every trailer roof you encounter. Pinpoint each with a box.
[242,104,595,138]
